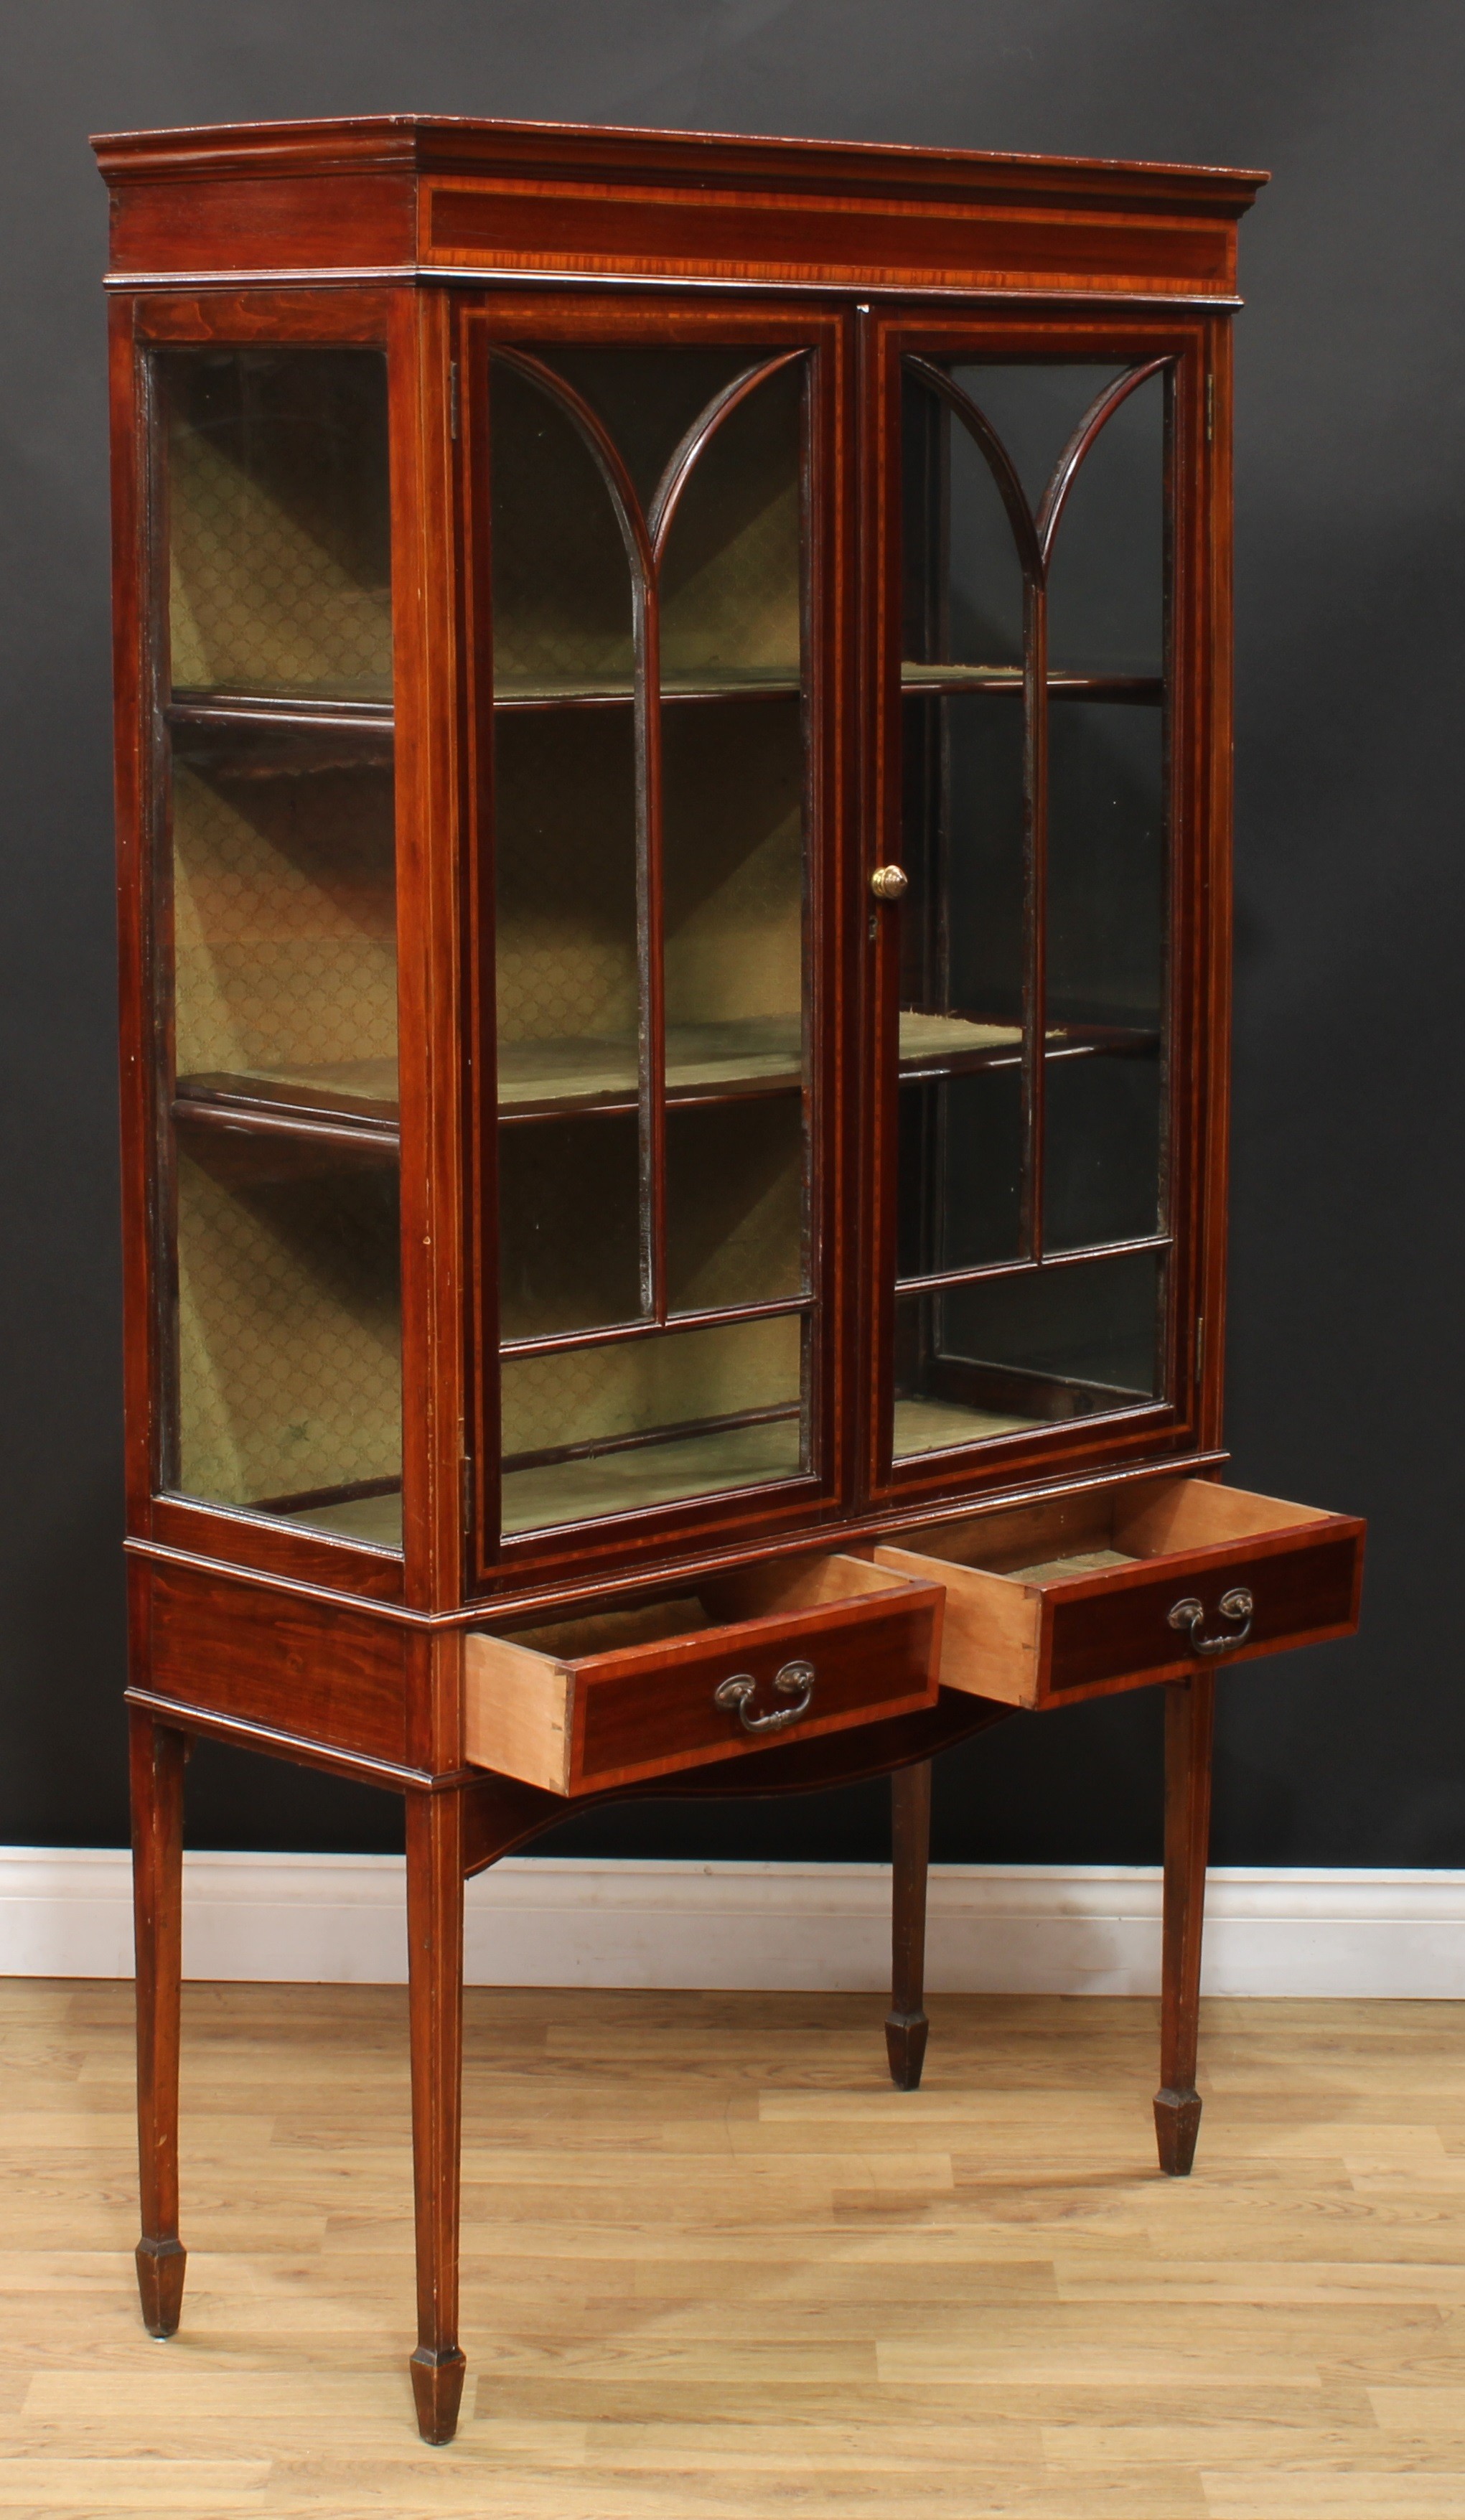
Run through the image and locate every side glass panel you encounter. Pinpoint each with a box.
[488,345,812,1538]
[167,350,392,701]
[156,348,402,1547]
[891,357,1170,1463]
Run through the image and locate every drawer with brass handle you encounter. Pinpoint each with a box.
[876,1477,1364,1710]
[464,1552,945,1794]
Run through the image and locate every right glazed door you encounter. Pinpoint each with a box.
[870,317,1218,1504]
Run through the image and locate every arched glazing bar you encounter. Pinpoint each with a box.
[486,343,815,1535]
[1036,360,1171,572]
[891,352,1174,1463]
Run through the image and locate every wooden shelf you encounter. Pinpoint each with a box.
[280,1489,404,1546]
[174,1072,399,1178]
[501,1414,805,1535]
[170,690,393,723]
[897,1016,1159,1079]
[497,1017,805,1120]
[176,1063,399,1128]
[899,1012,1021,1064]
[172,1014,1158,1155]
[900,663,1164,703]
[168,693,394,772]
[493,667,801,709]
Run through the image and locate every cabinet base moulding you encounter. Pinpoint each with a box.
[3,1850,1463,2000]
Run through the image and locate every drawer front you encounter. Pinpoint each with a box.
[573,1591,941,1792]
[1047,1528,1362,1697]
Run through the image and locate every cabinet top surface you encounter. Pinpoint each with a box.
[90,111,1268,213]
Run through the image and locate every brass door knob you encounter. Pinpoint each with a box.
[870,864,908,901]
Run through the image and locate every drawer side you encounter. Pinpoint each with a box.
[876,1543,1043,1707]
[463,1634,574,1793]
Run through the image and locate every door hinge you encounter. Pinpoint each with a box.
[460,1453,474,1534]
[449,360,460,441]
[1204,373,1214,444]
[1195,1315,1206,1383]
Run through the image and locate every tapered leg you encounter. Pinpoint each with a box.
[1154,1673,1215,2175]
[886,1758,932,2090]
[131,1708,188,2336]
[406,1789,467,2444]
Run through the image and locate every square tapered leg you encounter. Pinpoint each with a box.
[886,1757,933,2090]
[1154,1673,1215,2175]
[406,1789,467,2442]
[131,1709,188,2336]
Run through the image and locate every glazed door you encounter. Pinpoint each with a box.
[464,304,850,1580]
[869,317,1220,1504]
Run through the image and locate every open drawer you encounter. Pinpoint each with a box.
[464,1553,945,1795]
[876,1477,1364,1710]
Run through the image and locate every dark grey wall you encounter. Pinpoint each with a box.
[4,1,1459,1866]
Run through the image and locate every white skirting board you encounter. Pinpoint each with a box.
[1,1850,1464,1998]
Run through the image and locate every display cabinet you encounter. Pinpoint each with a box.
[95,113,1364,2442]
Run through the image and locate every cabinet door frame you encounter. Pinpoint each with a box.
[860,306,1230,1515]
[457,292,856,1598]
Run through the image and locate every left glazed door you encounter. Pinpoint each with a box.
[148,339,405,1551]
[464,304,849,1586]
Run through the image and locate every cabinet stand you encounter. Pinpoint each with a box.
[131,1700,1216,2438]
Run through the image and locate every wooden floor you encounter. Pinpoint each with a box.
[2,1980,1464,2516]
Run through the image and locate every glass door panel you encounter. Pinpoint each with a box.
[1044,701,1165,1253]
[1045,372,1164,673]
[889,352,1171,1465]
[492,704,643,1337]
[895,1247,1162,1448]
[487,342,813,1539]
[156,347,402,1547]
[657,360,804,687]
[663,688,808,1316]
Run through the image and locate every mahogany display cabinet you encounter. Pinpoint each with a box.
[94,113,1364,2442]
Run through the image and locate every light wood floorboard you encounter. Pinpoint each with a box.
[1,1981,1463,2515]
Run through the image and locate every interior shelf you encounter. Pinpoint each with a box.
[279,1486,405,1547]
[900,663,1164,703]
[492,667,802,708]
[500,1414,805,1535]
[171,1022,805,1146]
[168,693,395,772]
[174,1064,400,1150]
[897,1015,1159,1077]
[497,1017,802,1120]
[172,1013,1158,1149]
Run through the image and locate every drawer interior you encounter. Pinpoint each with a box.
[495,1550,908,1662]
[898,1477,1330,1589]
